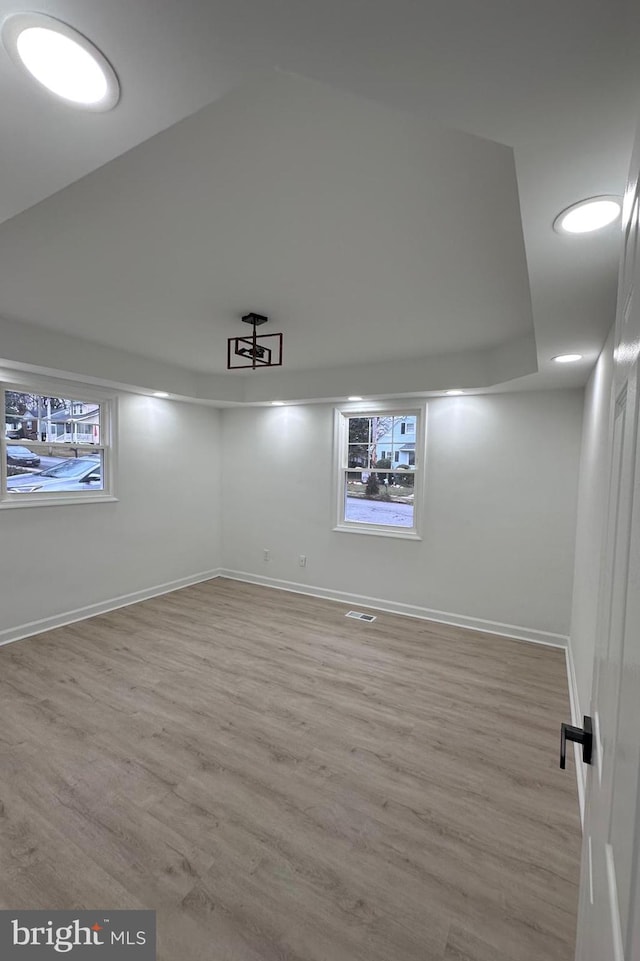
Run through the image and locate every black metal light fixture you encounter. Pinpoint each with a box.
[227,313,283,370]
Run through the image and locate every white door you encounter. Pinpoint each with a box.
[574,138,640,960]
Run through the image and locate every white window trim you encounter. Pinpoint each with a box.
[1,376,117,509]
[332,400,426,540]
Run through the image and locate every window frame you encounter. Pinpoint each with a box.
[1,376,117,509]
[332,401,426,540]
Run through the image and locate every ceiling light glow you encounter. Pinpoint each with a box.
[348,396,363,401]
[2,13,119,110]
[17,28,107,102]
[271,401,284,406]
[554,197,621,235]
[152,391,169,398]
[445,389,464,395]
[552,354,583,364]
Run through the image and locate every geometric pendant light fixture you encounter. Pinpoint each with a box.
[227,313,283,370]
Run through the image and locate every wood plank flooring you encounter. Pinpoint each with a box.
[0,578,581,960]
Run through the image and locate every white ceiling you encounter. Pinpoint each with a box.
[0,74,535,371]
[0,0,636,403]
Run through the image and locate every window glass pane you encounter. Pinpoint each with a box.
[372,415,394,463]
[348,417,371,445]
[6,449,103,494]
[5,391,101,445]
[343,470,414,528]
[389,414,416,469]
[347,443,371,469]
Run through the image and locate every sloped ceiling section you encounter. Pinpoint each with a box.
[0,72,536,402]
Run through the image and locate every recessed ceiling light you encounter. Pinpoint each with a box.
[152,391,169,398]
[2,13,120,110]
[348,396,363,401]
[552,354,583,364]
[271,401,284,406]
[554,196,621,235]
[445,389,464,395]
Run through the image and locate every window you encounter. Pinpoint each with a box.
[2,383,114,507]
[334,404,425,538]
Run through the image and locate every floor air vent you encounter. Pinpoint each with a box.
[345,611,377,622]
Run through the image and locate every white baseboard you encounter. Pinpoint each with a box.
[565,642,586,828]
[0,569,222,648]
[219,569,569,649]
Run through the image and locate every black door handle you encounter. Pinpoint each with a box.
[560,715,593,768]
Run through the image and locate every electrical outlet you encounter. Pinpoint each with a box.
[299,554,307,567]
[263,549,270,562]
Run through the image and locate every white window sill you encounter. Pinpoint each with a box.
[333,523,422,541]
[0,494,118,510]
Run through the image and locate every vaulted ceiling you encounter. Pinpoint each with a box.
[0,0,636,404]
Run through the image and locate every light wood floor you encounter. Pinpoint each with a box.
[0,578,581,960]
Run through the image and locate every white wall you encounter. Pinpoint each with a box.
[569,330,615,714]
[2,387,586,646]
[221,390,584,640]
[0,393,222,640]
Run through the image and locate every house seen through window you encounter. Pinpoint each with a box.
[336,408,423,535]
